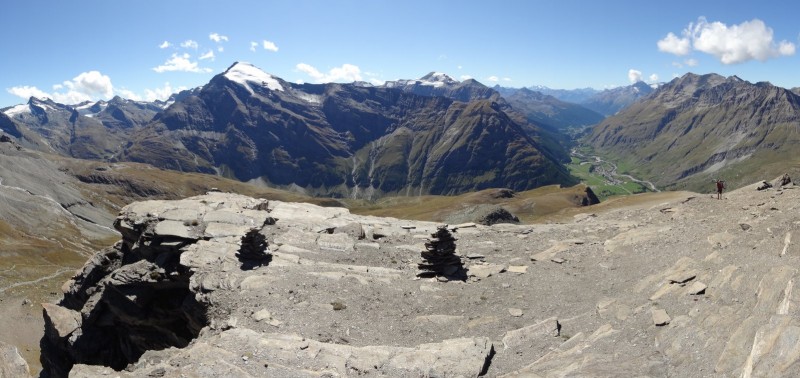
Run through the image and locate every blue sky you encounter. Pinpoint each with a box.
[1,0,798,108]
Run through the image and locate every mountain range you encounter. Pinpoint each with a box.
[4,63,607,199]
[515,81,656,116]
[7,63,798,197]
[587,73,800,190]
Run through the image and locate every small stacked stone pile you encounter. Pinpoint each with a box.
[237,228,271,269]
[418,226,465,280]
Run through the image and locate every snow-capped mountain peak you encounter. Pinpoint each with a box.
[417,72,459,87]
[223,62,284,94]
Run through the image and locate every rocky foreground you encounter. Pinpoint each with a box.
[24,176,800,377]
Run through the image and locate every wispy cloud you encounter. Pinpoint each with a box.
[153,53,212,73]
[180,39,199,50]
[296,63,362,82]
[209,33,228,43]
[628,69,642,83]
[658,17,796,64]
[250,40,279,52]
[487,76,499,82]
[159,41,171,49]
[199,50,215,61]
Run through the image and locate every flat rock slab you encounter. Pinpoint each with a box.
[508,308,523,317]
[72,329,494,378]
[652,308,671,326]
[686,281,707,295]
[507,265,528,274]
[204,222,252,238]
[667,270,697,284]
[469,263,506,278]
[503,317,558,350]
[153,220,194,239]
[317,233,355,251]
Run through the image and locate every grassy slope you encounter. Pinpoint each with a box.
[344,184,594,223]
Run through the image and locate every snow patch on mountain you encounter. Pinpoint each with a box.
[3,104,30,117]
[224,62,283,94]
[294,91,322,104]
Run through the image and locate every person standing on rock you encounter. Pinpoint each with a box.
[715,179,725,200]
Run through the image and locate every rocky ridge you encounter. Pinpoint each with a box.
[41,176,800,377]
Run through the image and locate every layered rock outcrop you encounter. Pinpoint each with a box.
[41,181,800,377]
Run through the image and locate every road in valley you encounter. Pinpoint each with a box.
[571,149,659,192]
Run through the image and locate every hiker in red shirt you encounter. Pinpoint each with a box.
[715,179,725,200]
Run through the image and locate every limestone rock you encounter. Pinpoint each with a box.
[503,317,558,350]
[0,341,30,378]
[42,303,81,340]
[652,308,671,326]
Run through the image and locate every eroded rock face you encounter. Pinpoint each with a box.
[40,193,272,377]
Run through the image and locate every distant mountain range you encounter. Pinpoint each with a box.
[505,81,657,117]
[587,73,800,190]
[11,64,790,197]
[2,63,600,198]
[493,87,604,129]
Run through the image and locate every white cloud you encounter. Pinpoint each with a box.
[628,69,643,83]
[153,53,212,73]
[487,76,499,82]
[159,41,171,49]
[209,33,228,43]
[218,46,224,52]
[460,75,473,80]
[502,77,512,82]
[144,82,186,102]
[296,63,362,82]
[660,17,796,64]
[199,50,215,61]
[7,85,50,100]
[262,40,278,52]
[181,39,199,49]
[657,32,691,55]
[457,65,463,70]
[65,71,114,98]
[250,41,258,52]
[115,88,142,101]
[7,71,115,104]
[685,58,698,67]
[649,73,659,82]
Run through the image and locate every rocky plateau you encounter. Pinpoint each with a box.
[11,173,800,377]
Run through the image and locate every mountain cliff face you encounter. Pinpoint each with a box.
[587,73,800,190]
[119,63,576,198]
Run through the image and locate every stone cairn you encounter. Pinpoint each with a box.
[237,227,271,269]
[418,226,466,281]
